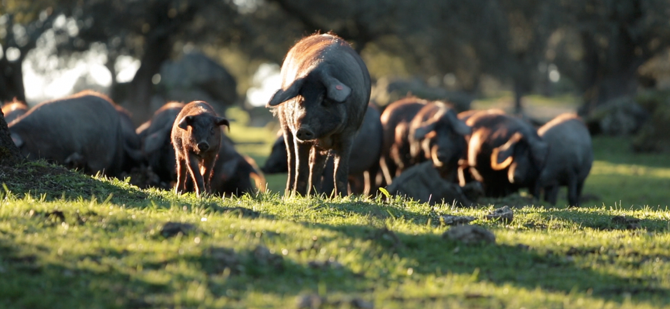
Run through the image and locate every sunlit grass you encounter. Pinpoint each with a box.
[1,117,670,308]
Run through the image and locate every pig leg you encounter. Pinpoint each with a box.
[187,153,206,197]
[201,153,218,193]
[545,185,559,205]
[567,176,580,207]
[321,157,336,196]
[294,140,311,196]
[175,155,188,194]
[283,129,296,195]
[332,137,354,196]
[379,156,394,186]
[575,180,586,206]
[308,148,328,196]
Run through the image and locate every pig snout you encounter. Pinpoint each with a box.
[197,142,210,152]
[296,127,315,141]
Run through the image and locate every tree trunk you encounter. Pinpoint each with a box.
[579,27,645,114]
[0,52,27,104]
[125,34,172,126]
[0,111,23,165]
[513,79,524,115]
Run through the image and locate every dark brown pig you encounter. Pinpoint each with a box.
[2,99,28,124]
[534,114,593,206]
[378,97,428,185]
[171,101,229,196]
[461,111,548,197]
[407,101,471,181]
[140,102,185,184]
[266,33,371,196]
[210,135,267,196]
[8,91,126,176]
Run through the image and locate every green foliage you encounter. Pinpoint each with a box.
[0,135,669,308]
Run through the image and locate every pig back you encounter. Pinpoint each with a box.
[538,115,593,182]
[280,34,371,135]
[349,105,382,174]
[9,95,125,176]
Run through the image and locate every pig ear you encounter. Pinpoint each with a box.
[215,117,230,131]
[143,131,167,154]
[446,111,472,136]
[490,132,523,171]
[322,74,351,103]
[414,122,437,140]
[178,116,193,130]
[10,132,23,148]
[267,78,305,107]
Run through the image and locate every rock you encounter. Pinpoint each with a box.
[296,294,324,309]
[611,215,641,230]
[386,161,473,206]
[632,90,670,153]
[157,52,238,114]
[585,96,648,136]
[443,225,495,244]
[485,206,514,223]
[160,222,196,238]
[440,215,476,226]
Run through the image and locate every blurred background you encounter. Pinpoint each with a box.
[2,0,670,154]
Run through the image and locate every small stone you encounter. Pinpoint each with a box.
[440,215,476,226]
[160,222,196,238]
[296,293,324,309]
[485,206,514,223]
[443,225,495,244]
[350,298,374,309]
[612,215,641,230]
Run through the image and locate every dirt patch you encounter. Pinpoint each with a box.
[159,222,197,238]
[484,206,514,223]
[443,225,495,245]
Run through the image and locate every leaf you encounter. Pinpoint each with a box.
[379,187,391,199]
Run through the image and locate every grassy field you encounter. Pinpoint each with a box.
[1,114,670,308]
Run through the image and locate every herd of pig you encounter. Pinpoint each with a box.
[1,33,593,206]
[2,92,266,197]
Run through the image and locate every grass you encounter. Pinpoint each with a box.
[1,122,670,308]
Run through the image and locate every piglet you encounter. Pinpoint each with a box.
[171,101,229,197]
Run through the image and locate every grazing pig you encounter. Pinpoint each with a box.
[534,114,593,206]
[262,104,382,195]
[379,97,427,185]
[2,99,29,124]
[171,101,229,196]
[210,135,267,196]
[266,33,371,196]
[408,101,471,181]
[462,111,548,197]
[8,91,126,176]
[140,102,185,184]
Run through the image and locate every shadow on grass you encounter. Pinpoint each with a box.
[538,209,669,232]
[294,219,669,306]
[0,238,171,308]
[0,160,269,217]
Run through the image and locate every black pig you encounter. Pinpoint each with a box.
[266,33,371,196]
[534,113,593,206]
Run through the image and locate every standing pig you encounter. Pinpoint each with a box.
[462,111,548,197]
[2,99,29,124]
[171,101,229,196]
[534,114,593,206]
[266,33,371,196]
[263,104,382,195]
[378,97,427,185]
[8,91,126,176]
[408,101,471,181]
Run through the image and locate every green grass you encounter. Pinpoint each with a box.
[1,125,670,308]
